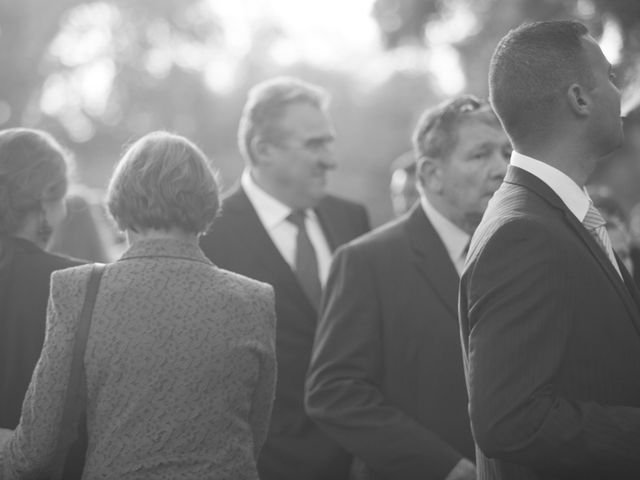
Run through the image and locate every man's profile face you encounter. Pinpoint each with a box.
[582,35,623,156]
[438,118,511,231]
[263,102,336,209]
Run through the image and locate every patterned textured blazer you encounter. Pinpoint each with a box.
[1,238,277,480]
[200,186,370,480]
[459,166,640,479]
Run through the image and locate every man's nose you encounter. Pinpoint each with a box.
[490,150,508,179]
[319,150,337,170]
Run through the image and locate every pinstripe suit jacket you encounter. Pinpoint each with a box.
[459,166,640,480]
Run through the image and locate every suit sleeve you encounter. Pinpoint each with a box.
[463,218,640,477]
[305,244,463,480]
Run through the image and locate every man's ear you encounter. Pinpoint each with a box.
[567,83,591,117]
[250,136,272,165]
[417,156,444,194]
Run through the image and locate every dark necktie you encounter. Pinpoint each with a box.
[287,210,322,310]
[583,202,622,278]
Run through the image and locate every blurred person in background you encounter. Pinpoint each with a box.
[306,95,510,480]
[0,128,84,432]
[48,184,117,263]
[200,76,370,480]
[629,202,640,286]
[0,131,277,479]
[389,150,419,217]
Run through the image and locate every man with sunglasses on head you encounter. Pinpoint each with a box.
[305,95,510,480]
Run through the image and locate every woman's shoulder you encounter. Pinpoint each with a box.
[50,263,102,300]
[213,267,273,297]
[210,268,276,336]
[208,267,275,316]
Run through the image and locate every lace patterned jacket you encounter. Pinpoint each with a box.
[0,238,276,480]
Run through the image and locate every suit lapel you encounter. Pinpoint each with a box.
[616,252,640,313]
[505,166,640,330]
[558,208,640,335]
[314,208,338,252]
[314,199,346,252]
[222,186,316,316]
[405,205,459,318]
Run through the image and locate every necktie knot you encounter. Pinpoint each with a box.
[583,203,607,231]
[582,202,623,279]
[287,210,308,230]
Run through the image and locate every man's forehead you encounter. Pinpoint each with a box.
[276,103,332,132]
[457,116,507,140]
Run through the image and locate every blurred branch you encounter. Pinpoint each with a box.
[0,0,206,127]
[372,0,440,48]
[0,0,85,125]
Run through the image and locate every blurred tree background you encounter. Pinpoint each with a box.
[1,0,640,227]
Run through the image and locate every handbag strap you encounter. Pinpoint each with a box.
[51,264,105,480]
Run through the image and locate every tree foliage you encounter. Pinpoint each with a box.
[3,0,640,225]
[0,0,208,127]
[372,0,640,92]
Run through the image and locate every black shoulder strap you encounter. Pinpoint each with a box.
[51,263,105,480]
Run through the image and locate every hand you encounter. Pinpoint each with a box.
[0,428,13,449]
[443,458,476,480]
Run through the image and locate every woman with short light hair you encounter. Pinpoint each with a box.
[0,131,277,480]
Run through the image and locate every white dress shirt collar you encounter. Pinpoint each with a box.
[420,195,470,275]
[510,151,591,222]
[240,169,333,285]
[241,169,292,229]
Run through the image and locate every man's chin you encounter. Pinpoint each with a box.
[599,137,624,162]
[299,189,327,209]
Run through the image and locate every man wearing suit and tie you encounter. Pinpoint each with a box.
[200,76,370,480]
[459,20,640,479]
[305,95,510,480]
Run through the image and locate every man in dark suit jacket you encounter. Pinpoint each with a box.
[305,95,510,480]
[200,76,369,480]
[459,20,640,479]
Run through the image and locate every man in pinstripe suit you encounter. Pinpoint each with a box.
[459,20,640,479]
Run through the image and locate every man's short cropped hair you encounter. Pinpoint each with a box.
[489,20,594,142]
[412,95,500,163]
[107,131,220,234]
[237,76,330,164]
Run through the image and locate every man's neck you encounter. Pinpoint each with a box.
[248,169,293,208]
[516,144,596,188]
[422,192,476,235]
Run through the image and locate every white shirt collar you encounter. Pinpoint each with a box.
[241,169,292,229]
[510,151,591,222]
[420,195,470,267]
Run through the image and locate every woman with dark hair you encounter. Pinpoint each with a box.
[0,128,84,430]
[0,131,277,479]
